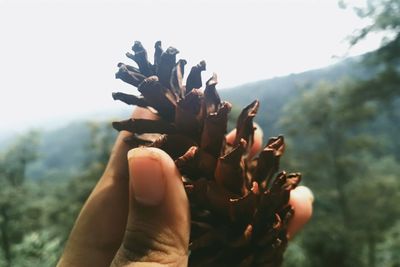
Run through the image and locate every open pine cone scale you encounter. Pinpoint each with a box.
[112,41,301,267]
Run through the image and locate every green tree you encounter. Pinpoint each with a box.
[341,0,400,105]
[0,132,40,267]
[342,0,400,64]
[280,78,400,267]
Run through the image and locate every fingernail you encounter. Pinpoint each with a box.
[128,148,166,206]
[297,186,314,204]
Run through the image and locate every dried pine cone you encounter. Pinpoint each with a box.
[112,41,301,267]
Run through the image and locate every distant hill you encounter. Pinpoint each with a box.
[1,55,375,181]
[25,121,93,180]
[221,56,372,138]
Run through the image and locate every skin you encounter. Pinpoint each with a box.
[57,107,313,267]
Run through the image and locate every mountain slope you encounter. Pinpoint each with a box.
[221,56,370,137]
[2,56,372,181]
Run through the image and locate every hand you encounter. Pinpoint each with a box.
[57,107,313,267]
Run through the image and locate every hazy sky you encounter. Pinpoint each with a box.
[0,0,382,133]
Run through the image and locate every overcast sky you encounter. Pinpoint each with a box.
[0,0,382,133]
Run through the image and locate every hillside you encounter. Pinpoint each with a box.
[1,56,371,180]
[221,56,371,137]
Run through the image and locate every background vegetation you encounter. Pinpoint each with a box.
[0,0,399,266]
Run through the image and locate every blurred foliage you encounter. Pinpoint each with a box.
[280,79,400,267]
[280,1,400,266]
[0,122,114,267]
[0,1,399,266]
[26,122,104,180]
[341,0,400,64]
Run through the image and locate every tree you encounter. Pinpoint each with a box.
[0,132,40,267]
[341,0,400,104]
[341,0,400,62]
[280,78,400,267]
[0,122,117,266]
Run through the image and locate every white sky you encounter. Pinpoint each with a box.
[0,0,382,133]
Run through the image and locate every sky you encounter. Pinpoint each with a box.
[0,0,383,134]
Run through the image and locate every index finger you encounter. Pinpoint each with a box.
[225,123,264,159]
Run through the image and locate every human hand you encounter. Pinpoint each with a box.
[57,107,313,267]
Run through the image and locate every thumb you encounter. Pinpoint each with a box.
[111,147,190,267]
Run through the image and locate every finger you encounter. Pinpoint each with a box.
[287,186,314,239]
[225,123,263,159]
[57,131,131,267]
[58,107,162,267]
[111,147,190,266]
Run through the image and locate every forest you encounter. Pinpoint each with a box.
[0,1,399,266]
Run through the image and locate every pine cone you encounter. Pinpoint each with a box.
[112,41,301,267]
